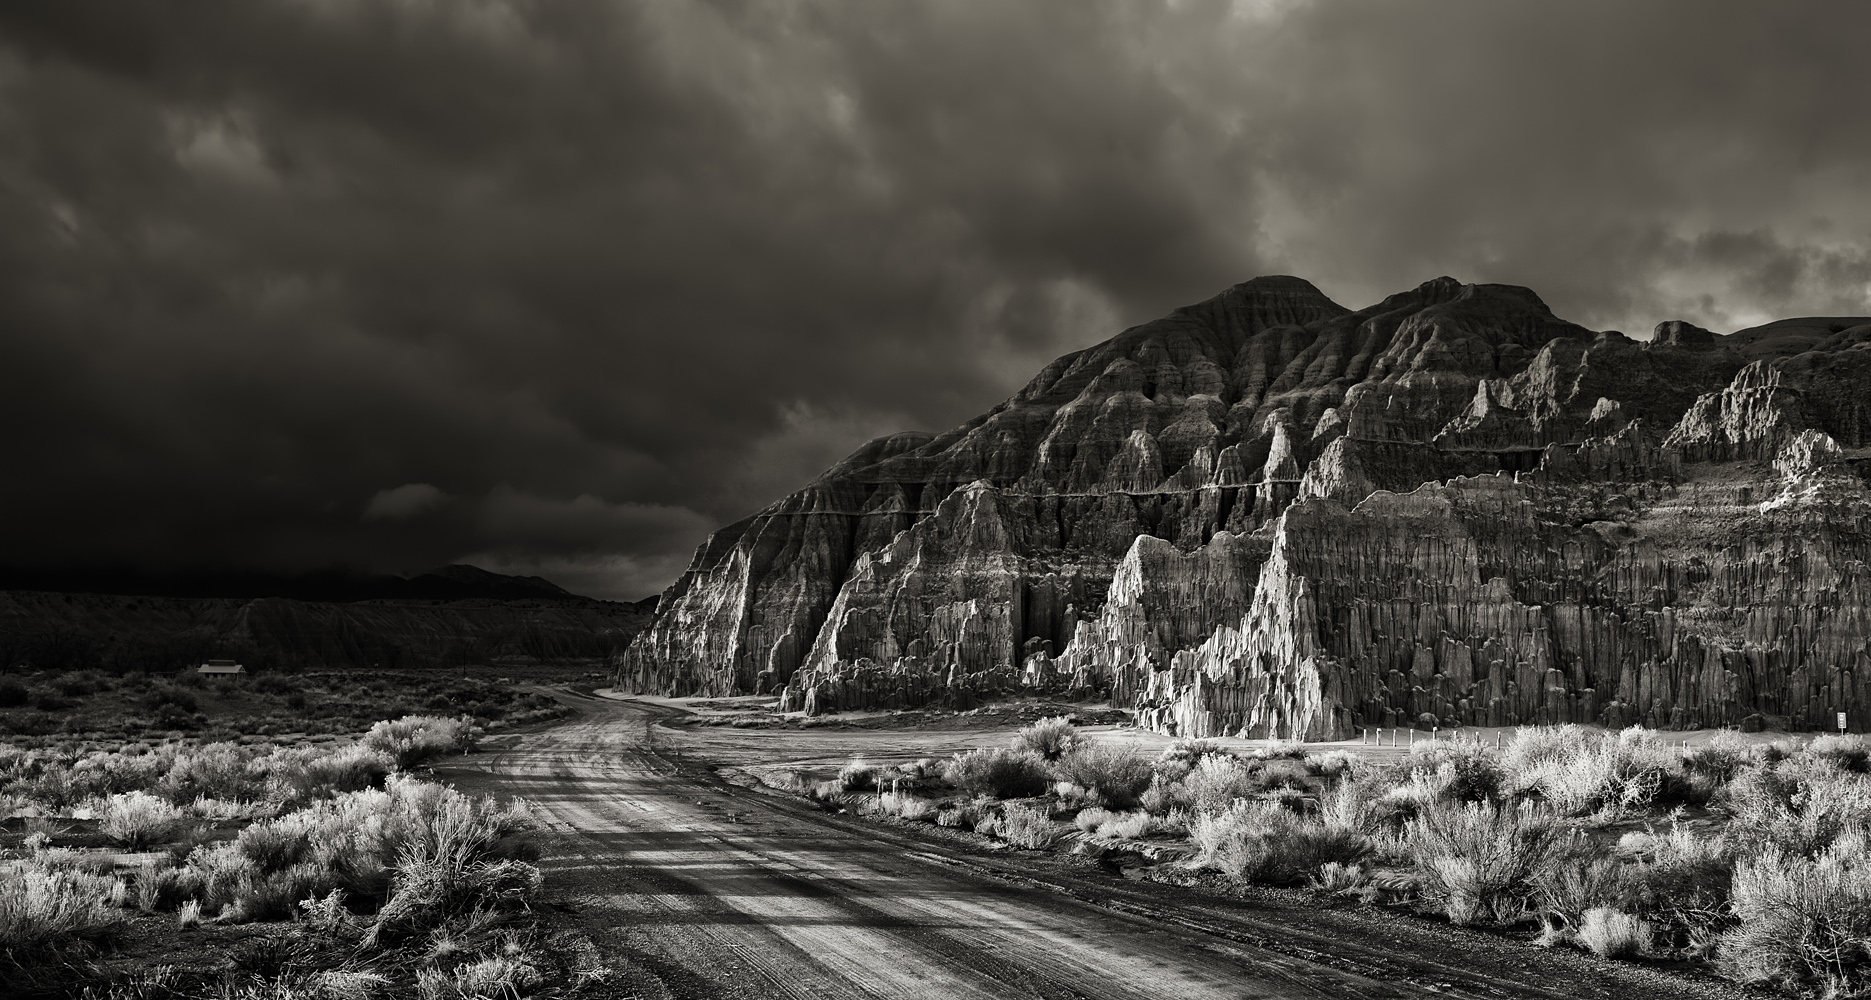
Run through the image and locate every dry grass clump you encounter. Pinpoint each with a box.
[418,952,544,1000]
[0,860,128,963]
[945,748,1050,799]
[1576,907,1650,959]
[1012,716,1080,761]
[1075,807,1176,840]
[878,791,938,822]
[995,802,1064,849]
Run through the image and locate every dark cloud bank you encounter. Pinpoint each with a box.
[1,1,1867,601]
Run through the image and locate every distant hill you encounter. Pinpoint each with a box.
[0,565,658,674]
[0,563,620,605]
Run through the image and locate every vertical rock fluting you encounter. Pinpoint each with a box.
[620,277,1871,735]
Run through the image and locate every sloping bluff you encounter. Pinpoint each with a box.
[618,276,1871,740]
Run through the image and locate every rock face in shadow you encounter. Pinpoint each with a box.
[620,276,1871,738]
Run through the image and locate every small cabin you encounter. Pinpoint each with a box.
[198,659,246,676]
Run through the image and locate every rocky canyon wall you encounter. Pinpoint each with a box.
[619,275,1871,738]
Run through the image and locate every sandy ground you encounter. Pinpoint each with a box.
[434,690,1759,1000]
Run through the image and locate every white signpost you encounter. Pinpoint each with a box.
[1841,711,1850,736]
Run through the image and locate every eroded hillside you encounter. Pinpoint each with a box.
[618,276,1871,739]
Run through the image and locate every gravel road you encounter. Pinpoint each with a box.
[450,693,1750,1000]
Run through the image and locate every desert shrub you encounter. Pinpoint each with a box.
[143,684,199,714]
[55,672,103,698]
[1576,908,1650,959]
[1316,777,1377,835]
[188,796,274,822]
[0,677,28,708]
[1401,739,1501,802]
[1189,799,1370,885]
[878,791,937,821]
[0,860,127,965]
[30,689,69,712]
[1243,741,1308,762]
[1722,836,1871,995]
[879,758,944,788]
[1405,799,1561,926]
[99,789,187,849]
[945,748,1050,799]
[1807,734,1871,774]
[359,715,477,770]
[1725,762,1871,857]
[1051,742,1154,809]
[1305,750,1356,778]
[1048,780,1095,808]
[1504,726,1681,816]
[137,864,198,913]
[1683,731,1750,784]
[1500,724,1598,779]
[1623,825,1734,952]
[1532,849,1634,937]
[1181,754,1265,815]
[1153,738,1230,780]
[836,760,876,792]
[996,802,1064,849]
[161,742,268,804]
[1139,773,1193,816]
[1013,716,1080,761]
[270,743,393,805]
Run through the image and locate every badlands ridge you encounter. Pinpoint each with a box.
[619,276,1871,740]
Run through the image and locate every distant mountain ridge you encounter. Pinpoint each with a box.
[0,565,655,674]
[0,563,594,605]
[618,274,1871,738]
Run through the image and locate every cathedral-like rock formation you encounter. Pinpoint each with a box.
[618,276,1871,738]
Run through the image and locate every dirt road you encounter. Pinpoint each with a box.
[454,695,1742,1000]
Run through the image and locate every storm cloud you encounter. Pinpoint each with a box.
[1,1,1866,600]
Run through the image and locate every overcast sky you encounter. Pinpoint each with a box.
[2,1,1867,600]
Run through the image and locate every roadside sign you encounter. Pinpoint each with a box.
[1842,712,1850,734]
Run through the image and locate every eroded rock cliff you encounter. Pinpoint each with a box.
[619,276,1871,737]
